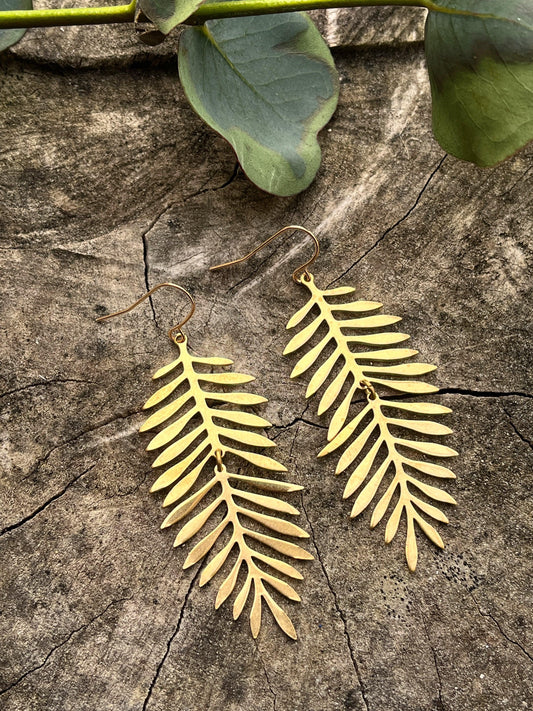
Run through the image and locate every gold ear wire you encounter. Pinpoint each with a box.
[209,225,320,283]
[96,282,195,344]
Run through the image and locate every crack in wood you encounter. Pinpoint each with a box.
[502,406,533,452]
[142,568,201,710]
[439,387,532,400]
[0,464,95,537]
[299,493,370,711]
[420,609,447,711]
[327,154,448,287]
[142,230,158,326]
[183,161,240,203]
[19,408,142,484]
[0,378,96,399]
[254,641,278,711]
[140,207,174,329]
[0,596,131,696]
[269,415,327,442]
[470,593,533,665]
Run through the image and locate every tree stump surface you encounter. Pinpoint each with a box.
[1,8,532,711]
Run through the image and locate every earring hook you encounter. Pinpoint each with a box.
[209,225,320,283]
[96,282,195,344]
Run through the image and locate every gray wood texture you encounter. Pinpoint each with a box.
[1,8,532,711]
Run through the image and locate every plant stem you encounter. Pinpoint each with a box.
[191,0,487,22]
[0,0,137,28]
[191,0,425,23]
[0,0,425,30]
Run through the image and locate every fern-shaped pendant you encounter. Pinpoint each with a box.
[141,336,312,638]
[284,274,457,571]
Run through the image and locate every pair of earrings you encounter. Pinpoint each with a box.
[97,226,458,640]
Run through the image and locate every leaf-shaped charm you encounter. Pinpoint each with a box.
[285,273,458,570]
[142,335,311,638]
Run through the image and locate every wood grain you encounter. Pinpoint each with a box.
[1,14,532,711]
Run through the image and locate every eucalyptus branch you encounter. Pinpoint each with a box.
[189,0,426,23]
[1,0,425,31]
[0,0,529,196]
[0,0,136,29]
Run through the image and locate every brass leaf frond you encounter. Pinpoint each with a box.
[284,274,457,570]
[141,336,312,638]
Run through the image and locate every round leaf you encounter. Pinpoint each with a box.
[178,13,339,196]
[425,0,533,165]
[0,0,32,52]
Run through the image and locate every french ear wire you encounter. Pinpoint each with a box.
[96,281,195,344]
[210,224,320,283]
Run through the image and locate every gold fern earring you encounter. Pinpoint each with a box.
[211,227,458,572]
[96,282,312,639]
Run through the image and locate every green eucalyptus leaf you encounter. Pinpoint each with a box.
[178,13,339,196]
[139,0,205,35]
[425,0,533,165]
[0,0,32,52]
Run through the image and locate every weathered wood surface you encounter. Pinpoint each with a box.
[1,9,532,711]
